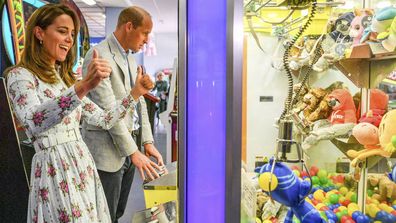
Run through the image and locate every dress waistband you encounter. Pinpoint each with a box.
[33,128,81,151]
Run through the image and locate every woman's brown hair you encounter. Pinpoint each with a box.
[8,3,80,87]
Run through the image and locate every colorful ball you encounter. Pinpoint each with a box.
[339,187,349,195]
[258,172,278,191]
[329,194,340,204]
[317,169,328,178]
[313,190,325,202]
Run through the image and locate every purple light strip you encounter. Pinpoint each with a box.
[186,0,226,222]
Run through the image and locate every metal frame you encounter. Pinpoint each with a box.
[178,0,243,222]
[178,0,187,221]
[225,0,243,222]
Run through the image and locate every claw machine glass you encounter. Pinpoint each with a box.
[241,0,396,222]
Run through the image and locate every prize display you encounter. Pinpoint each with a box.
[243,0,396,222]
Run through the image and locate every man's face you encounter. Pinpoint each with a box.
[127,16,153,52]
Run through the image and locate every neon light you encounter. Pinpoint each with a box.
[2,8,15,65]
[186,0,226,222]
[23,0,45,8]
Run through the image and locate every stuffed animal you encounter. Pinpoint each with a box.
[355,89,388,126]
[382,16,396,52]
[368,174,396,202]
[289,38,321,71]
[313,12,354,72]
[349,9,374,45]
[256,158,326,223]
[347,109,396,167]
[328,89,357,124]
[302,89,356,149]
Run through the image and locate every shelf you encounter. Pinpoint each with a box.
[330,136,395,169]
[334,56,396,88]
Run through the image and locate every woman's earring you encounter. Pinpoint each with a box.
[39,40,43,45]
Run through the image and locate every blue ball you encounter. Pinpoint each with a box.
[352,211,362,220]
[376,210,387,221]
[308,194,314,199]
[356,215,370,223]
[393,205,396,210]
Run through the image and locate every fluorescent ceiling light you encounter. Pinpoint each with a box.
[81,0,96,6]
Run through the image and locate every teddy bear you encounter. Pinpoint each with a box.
[368,174,396,202]
[302,89,357,150]
[347,109,396,168]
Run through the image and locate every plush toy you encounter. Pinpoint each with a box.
[329,12,355,42]
[256,191,269,218]
[313,12,354,72]
[289,38,321,71]
[256,158,326,223]
[349,9,374,45]
[328,89,357,124]
[347,110,396,167]
[371,6,396,34]
[358,89,389,127]
[382,16,396,52]
[302,89,356,149]
[368,174,396,202]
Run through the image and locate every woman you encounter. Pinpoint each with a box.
[5,4,153,222]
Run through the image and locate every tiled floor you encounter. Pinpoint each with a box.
[119,120,168,223]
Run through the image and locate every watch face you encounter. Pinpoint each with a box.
[361,15,373,29]
[335,43,347,56]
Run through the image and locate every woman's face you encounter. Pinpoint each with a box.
[36,14,75,65]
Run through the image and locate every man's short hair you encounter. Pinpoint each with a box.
[117,6,151,28]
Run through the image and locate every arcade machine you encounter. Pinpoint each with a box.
[159,58,178,164]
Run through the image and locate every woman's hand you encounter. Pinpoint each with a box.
[130,66,155,100]
[75,49,112,99]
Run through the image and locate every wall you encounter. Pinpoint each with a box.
[246,33,359,171]
[144,33,178,76]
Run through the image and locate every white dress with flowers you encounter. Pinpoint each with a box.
[7,67,136,223]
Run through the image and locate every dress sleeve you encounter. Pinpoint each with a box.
[80,94,138,130]
[6,68,82,136]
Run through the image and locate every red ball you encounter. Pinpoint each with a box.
[344,219,355,223]
[334,208,340,213]
[300,171,308,178]
[291,165,300,171]
[310,166,319,175]
[341,215,351,223]
[391,210,396,216]
[312,199,319,206]
[342,199,351,207]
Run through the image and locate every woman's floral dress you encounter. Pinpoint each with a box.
[7,67,137,223]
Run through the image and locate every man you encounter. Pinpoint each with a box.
[81,6,164,222]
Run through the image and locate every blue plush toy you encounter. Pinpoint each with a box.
[255,158,326,223]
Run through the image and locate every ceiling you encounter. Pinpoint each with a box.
[73,0,177,37]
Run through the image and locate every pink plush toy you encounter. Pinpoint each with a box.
[349,9,374,45]
[352,122,380,150]
[328,89,357,125]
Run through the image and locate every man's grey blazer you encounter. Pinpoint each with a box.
[81,34,154,172]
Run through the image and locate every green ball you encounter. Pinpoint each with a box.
[336,212,343,220]
[317,169,328,178]
[329,194,340,204]
[351,193,357,203]
[312,176,320,185]
[341,209,348,216]
[319,176,328,185]
[367,189,373,197]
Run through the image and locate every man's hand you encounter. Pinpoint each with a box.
[130,66,155,100]
[144,143,164,166]
[130,150,161,181]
